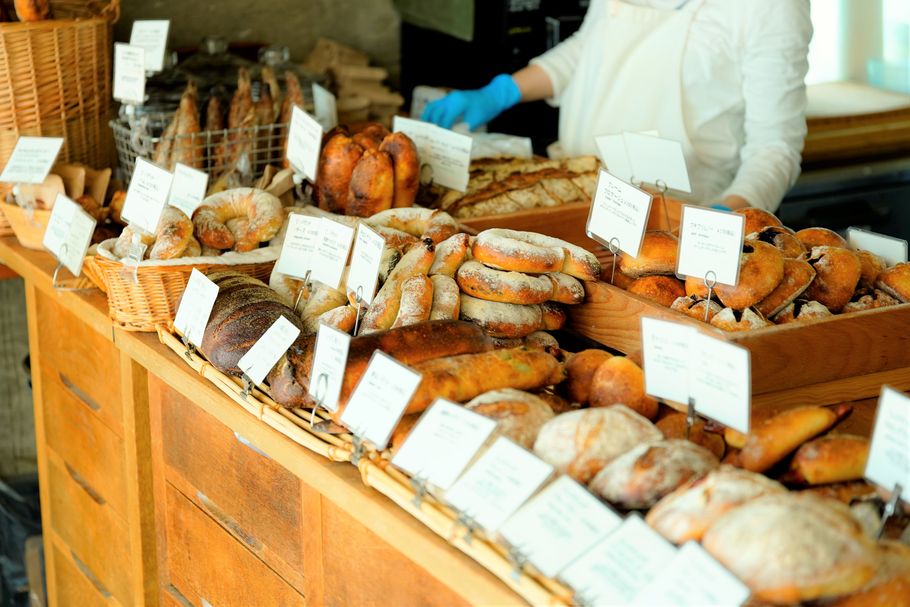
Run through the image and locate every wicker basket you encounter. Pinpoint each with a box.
[0,202,51,250]
[83,252,275,332]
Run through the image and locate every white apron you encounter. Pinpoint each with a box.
[555,0,714,201]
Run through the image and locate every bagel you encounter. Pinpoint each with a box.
[429,233,470,277]
[459,293,543,338]
[714,240,785,310]
[540,302,567,330]
[472,228,601,280]
[391,275,433,329]
[547,272,585,304]
[114,207,194,260]
[365,207,459,245]
[456,260,553,305]
[617,231,678,278]
[193,187,283,251]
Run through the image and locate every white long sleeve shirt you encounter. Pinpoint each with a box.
[530,0,813,212]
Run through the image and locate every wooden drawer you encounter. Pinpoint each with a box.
[155,377,306,593]
[41,365,127,516]
[34,292,123,435]
[46,457,133,606]
[52,542,118,607]
[164,483,305,607]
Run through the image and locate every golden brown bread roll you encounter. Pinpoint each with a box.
[670,294,722,322]
[617,231,678,278]
[735,207,783,236]
[796,227,849,250]
[655,412,725,459]
[379,132,419,208]
[856,250,888,289]
[149,207,194,260]
[347,148,395,218]
[391,275,433,329]
[361,239,436,334]
[876,262,910,303]
[540,301,567,331]
[428,233,470,277]
[709,307,771,332]
[627,275,686,307]
[14,0,51,21]
[773,299,834,324]
[466,388,555,449]
[780,434,870,485]
[754,258,816,318]
[589,356,658,420]
[317,133,364,213]
[805,246,863,312]
[747,225,806,258]
[316,305,358,334]
[564,349,613,404]
[547,272,585,304]
[843,288,901,313]
[715,240,785,310]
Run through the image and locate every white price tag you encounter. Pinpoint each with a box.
[641,317,696,406]
[339,351,422,450]
[865,386,910,497]
[445,436,554,533]
[308,324,352,413]
[237,316,301,386]
[173,269,219,348]
[0,137,64,184]
[129,20,170,73]
[169,163,209,218]
[393,116,472,192]
[622,132,691,193]
[275,214,321,280]
[113,43,146,105]
[585,169,653,257]
[345,224,385,305]
[677,205,745,287]
[310,218,354,290]
[287,105,323,182]
[312,83,338,131]
[499,476,622,578]
[690,333,751,434]
[121,158,173,234]
[391,399,497,490]
[847,227,908,266]
[633,541,750,606]
[42,194,96,276]
[561,514,676,605]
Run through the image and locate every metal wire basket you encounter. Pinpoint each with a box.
[111,118,289,186]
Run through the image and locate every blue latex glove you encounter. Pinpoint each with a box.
[421,74,521,131]
[711,203,732,211]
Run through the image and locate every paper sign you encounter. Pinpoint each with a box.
[586,169,653,257]
[339,351,422,450]
[393,116,472,192]
[287,105,323,182]
[129,20,170,73]
[275,214,321,279]
[237,315,301,385]
[596,134,633,185]
[346,224,385,305]
[690,333,751,434]
[641,317,697,405]
[42,194,96,276]
[392,399,497,490]
[121,158,173,234]
[113,43,146,105]
[499,476,622,578]
[676,205,745,287]
[561,514,676,605]
[310,218,354,290]
[0,137,64,184]
[445,436,554,533]
[865,386,910,496]
[622,132,691,193]
[173,269,219,348]
[169,163,209,218]
[848,227,908,267]
[308,324,352,413]
[312,83,338,131]
[633,541,750,606]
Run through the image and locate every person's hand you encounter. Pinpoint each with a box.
[421,74,521,131]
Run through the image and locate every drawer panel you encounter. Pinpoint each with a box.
[35,292,123,435]
[52,542,116,607]
[154,376,305,593]
[47,457,132,606]
[164,483,305,607]
[41,366,127,516]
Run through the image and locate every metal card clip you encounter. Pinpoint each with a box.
[608,237,620,285]
[309,372,329,428]
[180,334,196,361]
[410,475,429,508]
[353,286,364,336]
[878,483,904,539]
[240,373,254,399]
[293,270,313,315]
[456,511,480,545]
[351,434,366,466]
[654,178,672,231]
[507,545,530,582]
[703,270,718,322]
[685,396,697,440]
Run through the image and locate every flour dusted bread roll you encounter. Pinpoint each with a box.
[748,225,805,258]
[533,406,662,483]
[472,228,601,280]
[715,240,785,309]
[149,207,194,260]
[564,349,612,404]
[773,299,833,323]
[670,295,722,322]
[366,207,459,245]
[709,307,771,332]
[736,207,782,236]
[361,239,436,333]
[391,275,433,328]
[617,231,678,278]
[843,288,901,313]
[466,388,555,449]
[429,233,470,277]
[796,226,848,249]
[547,272,585,304]
[456,260,553,304]
[428,274,460,320]
[193,188,283,251]
[876,262,910,303]
[459,294,543,338]
[589,356,658,420]
[806,246,863,312]
[754,258,816,318]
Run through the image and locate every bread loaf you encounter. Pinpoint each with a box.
[563,349,612,404]
[466,388,555,449]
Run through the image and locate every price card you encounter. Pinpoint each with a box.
[275,214,321,279]
[308,324,352,413]
[499,476,622,578]
[312,83,338,131]
[310,218,355,290]
[339,351,422,450]
[173,269,219,348]
[391,399,497,490]
[633,541,750,606]
[690,333,751,434]
[0,137,64,184]
[676,205,745,287]
[393,116,472,192]
[865,386,910,497]
[121,158,173,234]
[113,43,146,105]
[561,514,676,605]
[622,132,691,193]
[129,20,170,73]
[169,163,209,218]
[237,315,301,386]
[286,105,323,182]
[445,436,554,533]
[641,317,697,405]
[346,224,385,305]
[586,169,652,257]
[847,227,908,266]
[42,194,96,276]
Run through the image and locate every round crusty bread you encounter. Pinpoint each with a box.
[709,307,772,332]
[843,288,901,313]
[589,356,658,420]
[617,231,678,279]
[806,246,863,312]
[715,240,785,310]
[754,258,816,318]
[748,225,806,259]
[655,412,726,459]
[875,262,910,303]
[627,275,686,307]
[670,294,723,323]
[773,299,833,324]
[466,388,555,449]
[564,349,613,405]
[736,207,783,236]
[856,249,888,289]
[796,227,848,250]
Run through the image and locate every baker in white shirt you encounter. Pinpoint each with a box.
[421,0,813,212]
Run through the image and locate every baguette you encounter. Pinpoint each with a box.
[361,239,436,333]
[780,435,870,485]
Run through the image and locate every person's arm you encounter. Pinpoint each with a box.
[720,0,812,212]
[511,64,555,102]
